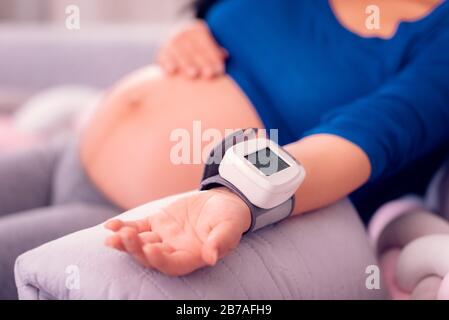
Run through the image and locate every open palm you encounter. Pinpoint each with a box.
[105,188,250,276]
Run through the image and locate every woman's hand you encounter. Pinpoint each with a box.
[156,20,228,79]
[104,188,250,276]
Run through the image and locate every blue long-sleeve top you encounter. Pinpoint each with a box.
[202,0,449,221]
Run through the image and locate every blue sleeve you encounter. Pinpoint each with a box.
[304,28,449,182]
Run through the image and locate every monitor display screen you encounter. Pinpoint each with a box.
[245,147,290,176]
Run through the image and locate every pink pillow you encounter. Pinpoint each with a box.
[379,249,410,300]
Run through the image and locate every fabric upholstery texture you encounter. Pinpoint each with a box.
[15,196,387,299]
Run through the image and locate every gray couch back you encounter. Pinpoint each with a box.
[0,25,166,90]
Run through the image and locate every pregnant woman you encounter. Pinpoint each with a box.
[1,0,449,299]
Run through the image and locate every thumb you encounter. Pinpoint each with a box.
[201,221,241,266]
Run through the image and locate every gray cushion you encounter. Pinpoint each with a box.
[15,194,387,299]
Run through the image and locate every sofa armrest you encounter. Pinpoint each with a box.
[14,193,387,300]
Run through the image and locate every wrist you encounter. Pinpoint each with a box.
[209,187,252,234]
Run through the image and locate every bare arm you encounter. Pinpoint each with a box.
[285,134,371,215]
[104,133,371,276]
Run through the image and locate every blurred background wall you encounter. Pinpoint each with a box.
[0,0,192,25]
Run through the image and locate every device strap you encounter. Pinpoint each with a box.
[200,175,294,233]
[199,128,295,233]
[201,128,258,182]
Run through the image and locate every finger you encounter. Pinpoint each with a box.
[195,23,226,60]
[202,221,240,266]
[190,48,217,79]
[104,234,126,251]
[188,37,222,78]
[125,218,152,233]
[119,227,149,267]
[143,243,200,276]
[105,218,152,233]
[193,33,227,75]
[142,243,174,272]
[156,50,178,75]
[104,219,123,231]
[196,30,229,70]
[170,42,200,78]
[139,231,162,244]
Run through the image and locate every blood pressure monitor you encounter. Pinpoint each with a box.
[200,128,306,233]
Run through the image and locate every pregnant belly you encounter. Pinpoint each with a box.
[79,66,262,210]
